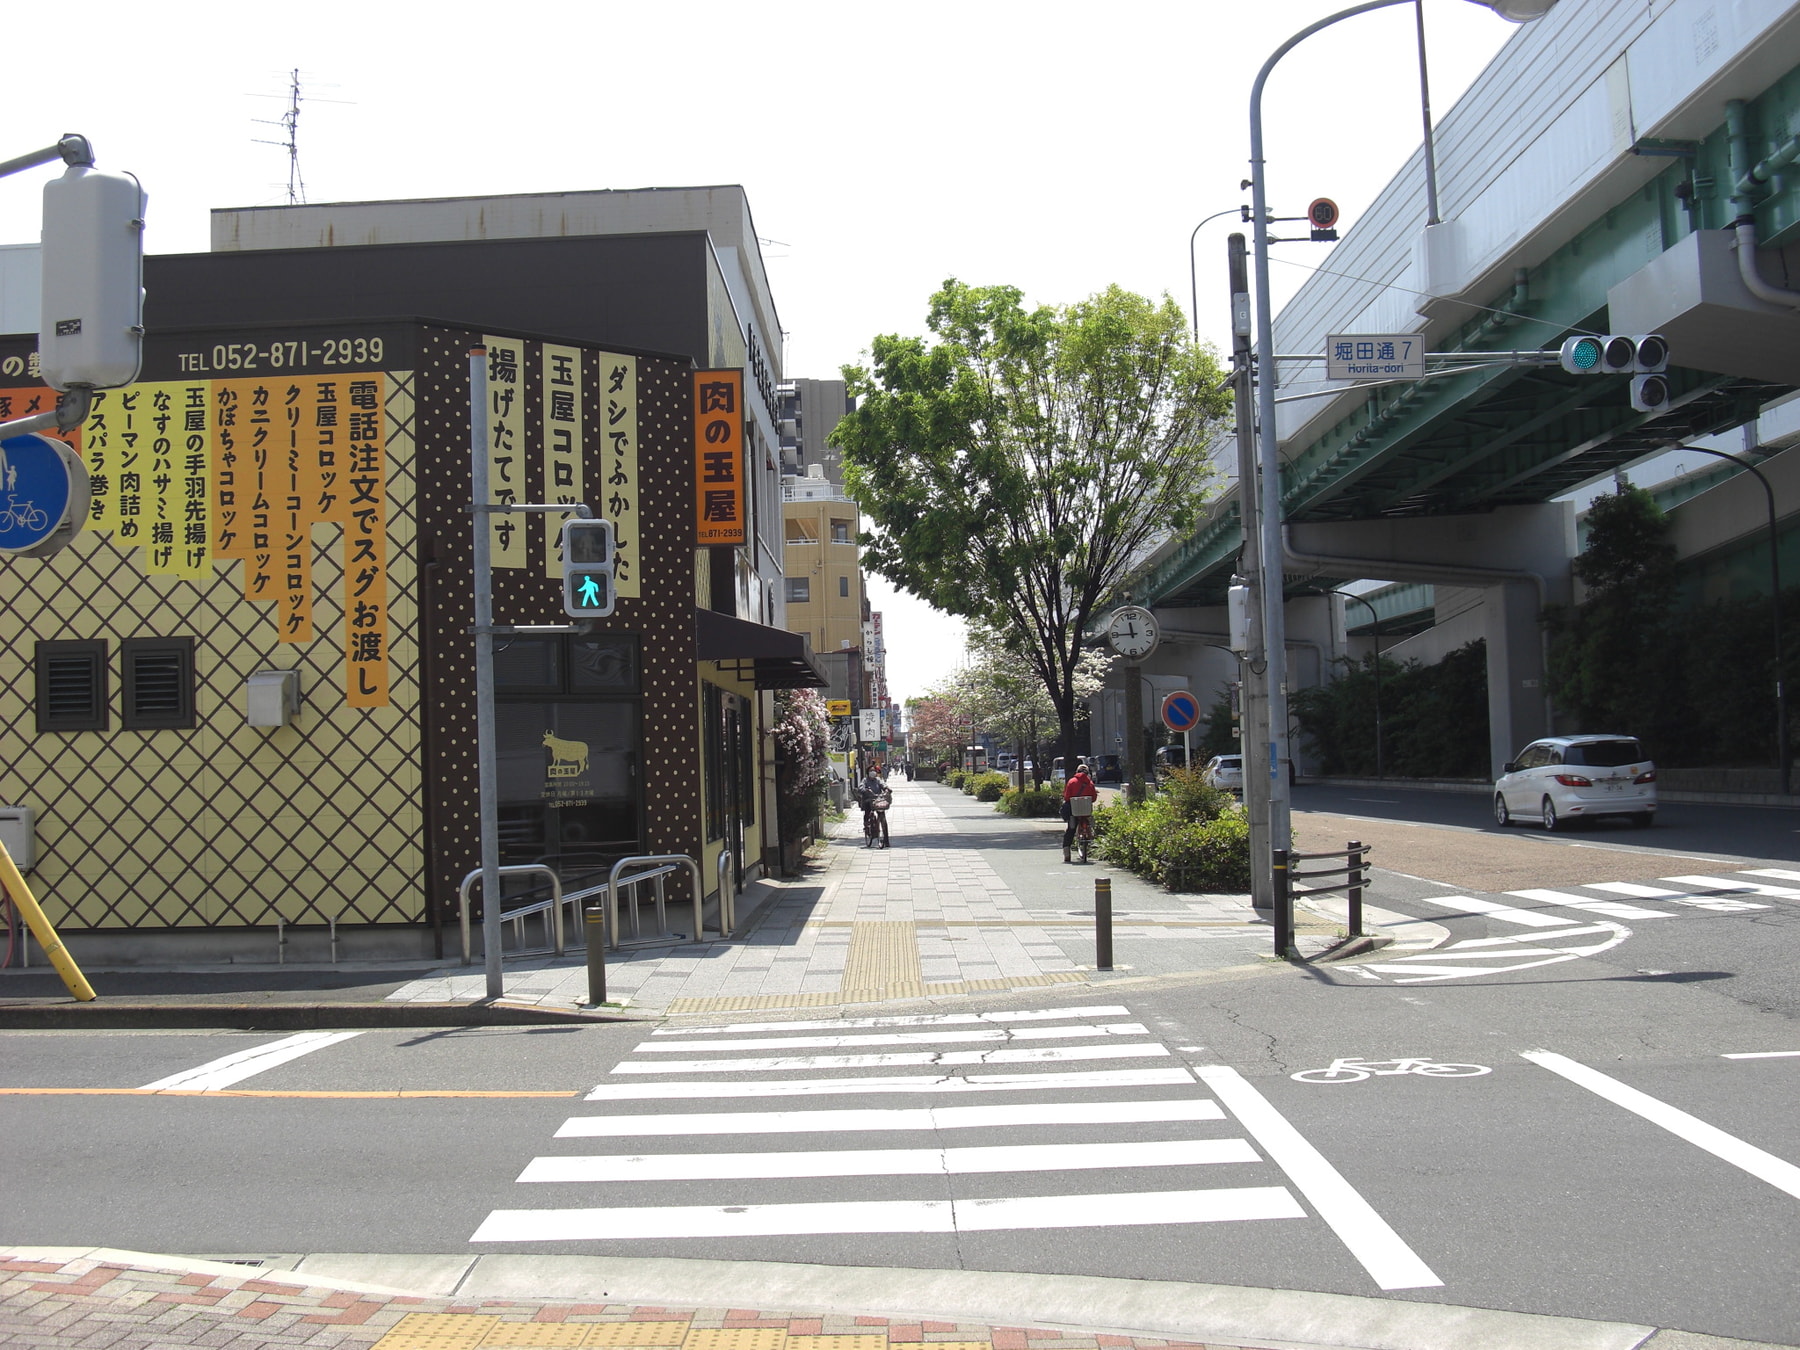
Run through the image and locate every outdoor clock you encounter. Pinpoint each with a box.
[1106,605,1160,660]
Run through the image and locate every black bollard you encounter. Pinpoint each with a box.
[1095,877,1113,971]
[1348,840,1364,939]
[585,905,607,1005]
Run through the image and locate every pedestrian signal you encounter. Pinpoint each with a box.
[560,518,615,618]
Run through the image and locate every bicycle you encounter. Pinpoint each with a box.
[1069,795,1095,863]
[1,497,48,533]
[1290,1056,1490,1084]
[859,790,891,849]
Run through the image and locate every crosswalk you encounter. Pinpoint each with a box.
[1352,868,1794,983]
[469,1004,1442,1291]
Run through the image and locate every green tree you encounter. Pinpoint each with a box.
[834,279,1230,756]
[948,628,1113,784]
[1545,483,1684,750]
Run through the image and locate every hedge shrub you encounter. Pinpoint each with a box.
[998,785,1063,817]
[1094,769,1250,893]
[970,771,1010,801]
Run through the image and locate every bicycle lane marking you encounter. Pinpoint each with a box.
[1522,1051,1800,1202]
[1195,1065,1443,1291]
[1291,1058,1491,1083]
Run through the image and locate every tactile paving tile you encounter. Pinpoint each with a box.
[372,1312,497,1350]
[477,1323,595,1348]
[681,1328,791,1350]
[787,1336,890,1350]
[583,1322,694,1346]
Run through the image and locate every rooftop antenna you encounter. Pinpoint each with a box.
[253,68,308,204]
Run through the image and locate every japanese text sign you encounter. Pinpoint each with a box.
[693,370,745,548]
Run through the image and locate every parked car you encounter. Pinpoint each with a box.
[1090,754,1123,784]
[1494,734,1656,831]
[1153,745,1188,777]
[1202,753,1244,793]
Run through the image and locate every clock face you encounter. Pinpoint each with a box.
[1107,606,1159,659]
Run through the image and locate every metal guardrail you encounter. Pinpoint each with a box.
[458,864,566,965]
[1273,841,1369,957]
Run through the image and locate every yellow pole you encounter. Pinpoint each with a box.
[0,839,95,1001]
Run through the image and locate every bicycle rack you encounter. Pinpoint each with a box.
[458,864,568,965]
[597,854,706,951]
[1272,840,1369,958]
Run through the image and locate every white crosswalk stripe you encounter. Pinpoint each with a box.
[471,1003,1441,1291]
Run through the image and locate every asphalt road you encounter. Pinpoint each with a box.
[4,793,1798,1345]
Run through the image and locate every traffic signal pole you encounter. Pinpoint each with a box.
[468,348,597,999]
[1228,234,1275,919]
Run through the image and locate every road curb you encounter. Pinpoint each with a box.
[0,999,642,1030]
[112,1250,1681,1350]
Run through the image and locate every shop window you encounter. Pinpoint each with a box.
[497,634,639,695]
[494,632,644,892]
[786,577,810,603]
[121,638,195,730]
[35,640,108,733]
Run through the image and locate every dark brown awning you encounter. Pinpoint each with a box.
[695,607,830,690]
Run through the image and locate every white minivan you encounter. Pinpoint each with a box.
[1494,735,1656,831]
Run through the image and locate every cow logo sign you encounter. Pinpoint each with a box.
[541,730,594,803]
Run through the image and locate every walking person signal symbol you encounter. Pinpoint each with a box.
[561,517,615,618]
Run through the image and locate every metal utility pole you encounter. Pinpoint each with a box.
[470,350,504,1000]
[1124,663,1146,805]
[1229,233,1274,914]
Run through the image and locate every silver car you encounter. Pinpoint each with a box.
[1203,753,1244,793]
[1494,735,1656,831]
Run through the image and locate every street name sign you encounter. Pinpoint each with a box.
[1326,334,1424,382]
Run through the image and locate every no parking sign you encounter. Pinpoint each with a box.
[1161,690,1202,733]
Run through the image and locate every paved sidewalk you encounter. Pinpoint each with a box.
[0,1249,1278,1350]
[0,781,1365,1029]
[380,781,1341,1016]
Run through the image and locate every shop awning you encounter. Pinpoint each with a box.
[695,607,830,690]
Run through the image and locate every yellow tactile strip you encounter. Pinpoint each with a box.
[371,1312,1226,1350]
[841,921,925,991]
[665,971,1087,1015]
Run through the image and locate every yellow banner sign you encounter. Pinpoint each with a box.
[827,700,852,717]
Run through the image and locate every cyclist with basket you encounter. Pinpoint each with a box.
[857,767,892,849]
[1062,760,1099,863]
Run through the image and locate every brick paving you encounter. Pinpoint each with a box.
[0,1255,1280,1350]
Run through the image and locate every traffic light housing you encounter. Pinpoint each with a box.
[39,164,146,392]
[1557,334,1670,413]
[560,518,615,618]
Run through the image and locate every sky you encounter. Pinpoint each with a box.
[4,0,1524,703]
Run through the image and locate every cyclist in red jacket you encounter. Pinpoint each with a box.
[1062,761,1099,863]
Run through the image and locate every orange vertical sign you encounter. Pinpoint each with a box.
[693,369,744,548]
[343,375,390,708]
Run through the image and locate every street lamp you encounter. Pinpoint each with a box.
[1245,0,1559,928]
[1190,206,1247,345]
[1668,444,1789,794]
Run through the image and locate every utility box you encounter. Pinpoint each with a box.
[246,670,301,728]
[0,805,36,871]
